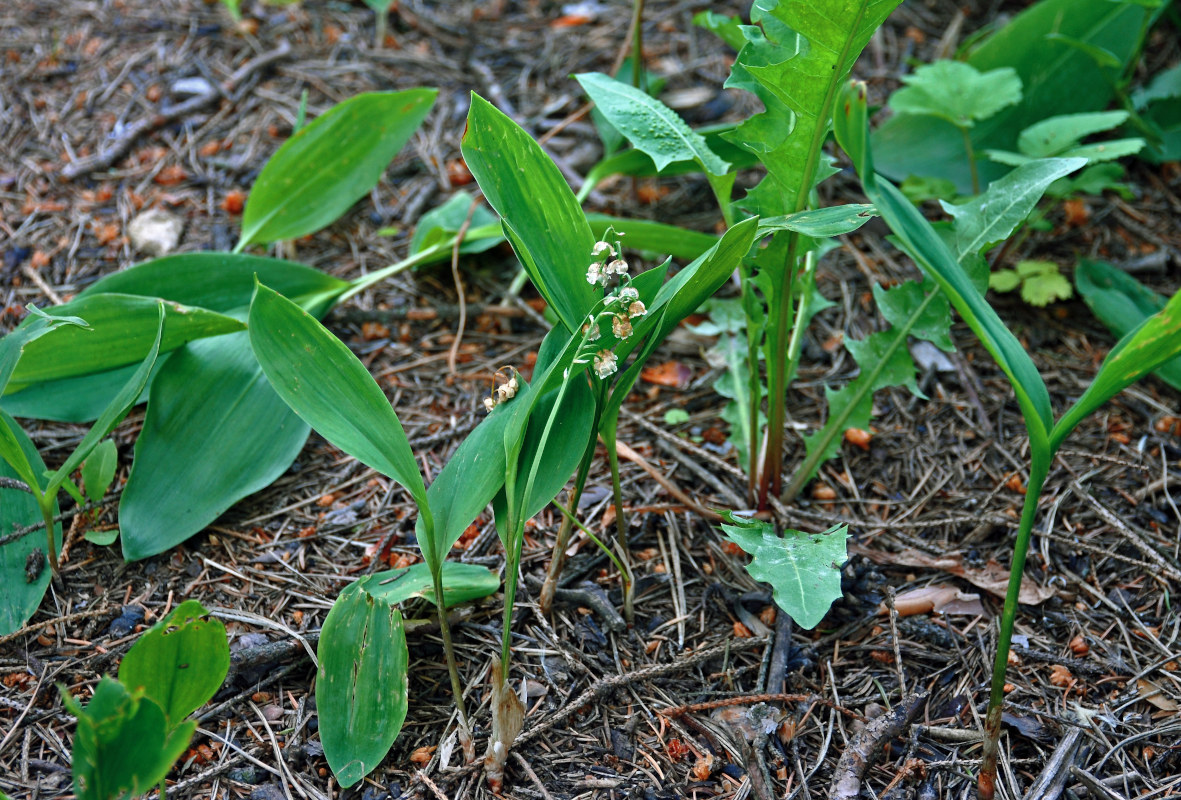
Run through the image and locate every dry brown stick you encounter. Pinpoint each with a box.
[61,40,293,180]
[0,605,112,648]
[447,195,483,374]
[661,692,869,723]
[1071,480,1181,583]
[828,691,928,800]
[614,438,724,522]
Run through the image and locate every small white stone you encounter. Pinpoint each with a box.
[127,208,184,257]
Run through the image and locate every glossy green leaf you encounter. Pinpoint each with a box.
[0,307,89,396]
[723,0,903,215]
[45,308,164,503]
[872,0,1153,190]
[1016,111,1130,158]
[79,252,350,316]
[6,295,243,392]
[586,214,719,262]
[0,409,61,636]
[942,158,1086,258]
[888,61,1022,128]
[62,678,195,800]
[117,599,229,725]
[1053,281,1181,450]
[249,282,428,509]
[409,191,501,256]
[239,90,437,248]
[462,92,597,332]
[693,9,747,51]
[316,579,408,788]
[576,72,730,176]
[836,81,1054,445]
[721,514,847,629]
[756,205,877,238]
[1074,260,1181,389]
[118,332,310,561]
[81,439,118,504]
[361,561,500,607]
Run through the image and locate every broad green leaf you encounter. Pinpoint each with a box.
[316,579,408,788]
[1053,285,1181,451]
[462,92,596,332]
[118,332,309,561]
[361,561,500,607]
[576,72,730,176]
[1015,111,1130,158]
[693,9,747,51]
[0,409,61,636]
[756,204,877,238]
[1013,260,1072,306]
[249,282,427,508]
[117,600,229,725]
[409,191,501,256]
[6,295,242,392]
[62,678,195,800]
[239,90,437,248]
[1075,259,1176,388]
[83,529,119,546]
[586,214,719,262]
[888,61,1022,128]
[723,0,903,216]
[836,81,1054,445]
[0,306,89,395]
[721,514,847,629]
[45,307,164,501]
[942,158,1086,259]
[81,439,118,503]
[990,269,1023,293]
[78,252,350,316]
[872,0,1153,190]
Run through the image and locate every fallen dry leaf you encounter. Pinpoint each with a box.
[1137,679,1180,712]
[1049,664,1073,687]
[640,360,693,388]
[851,544,1056,604]
[885,585,985,617]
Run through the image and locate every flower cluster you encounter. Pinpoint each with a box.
[576,232,649,380]
[482,368,519,413]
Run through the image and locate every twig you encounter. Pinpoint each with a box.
[661,692,868,723]
[0,477,32,493]
[1069,766,1129,800]
[511,752,556,800]
[1071,480,1181,583]
[0,605,112,648]
[614,438,723,521]
[1023,728,1084,800]
[61,40,293,179]
[827,691,928,800]
[447,195,483,374]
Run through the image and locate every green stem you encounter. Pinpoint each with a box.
[431,559,472,736]
[977,459,1049,798]
[38,494,59,572]
[630,0,646,91]
[960,125,980,196]
[759,233,801,505]
[338,226,501,304]
[374,6,388,49]
[550,496,630,585]
[604,428,634,624]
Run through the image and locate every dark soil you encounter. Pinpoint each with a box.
[2,2,1180,800]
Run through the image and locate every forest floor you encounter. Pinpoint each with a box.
[2,1,1181,799]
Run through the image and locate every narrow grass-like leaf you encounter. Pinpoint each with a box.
[756,205,877,238]
[119,332,310,561]
[239,90,437,248]
[249,283,427,510]
[1052,286,1181,450]
[576,72,730,175]
[316,579,408,788]
[721,513,847,629]
[1075,259,1181,392]
[836,81,1054,445]
[0,409,61,636]
[361,562,500,607]
[462,92,597,332]
[586,214,719,262]
[6,295,240,392]
[117,600,229,725]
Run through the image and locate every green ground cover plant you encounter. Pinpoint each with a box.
[60,600,229,800]
[836,77,1181,800]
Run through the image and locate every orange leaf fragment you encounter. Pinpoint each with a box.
[154,165,188,186]
[409,745,437,765]
[1048,664,1073,687]
[691,754,714,781]
[1061,198,1090,227]
[844,427,873,450]
[640,361,692,388]
[732,621,752,638]
[551,14,593,27]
